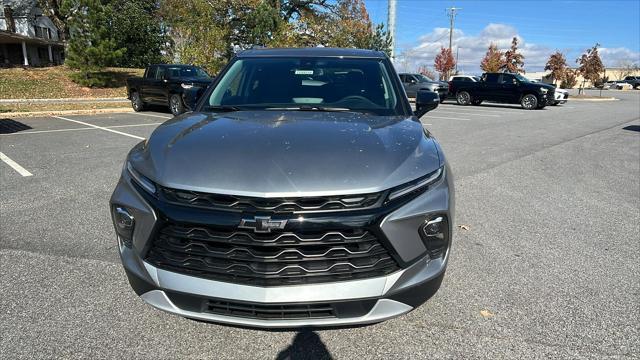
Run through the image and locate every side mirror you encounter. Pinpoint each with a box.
[182,86,206,111]
[414,90,439,118]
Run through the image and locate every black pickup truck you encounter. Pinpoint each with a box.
[126,64,212,115]
[453,72,555,109]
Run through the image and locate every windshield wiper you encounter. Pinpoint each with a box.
[204,105,242,112]
[265,105,351,112]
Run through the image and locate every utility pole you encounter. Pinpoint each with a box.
[388,0,397,61]
[446,7,461,52]
[455,46,459,74]
[446,7,461,78]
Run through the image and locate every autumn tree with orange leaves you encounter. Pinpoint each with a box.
[502,37,525,73]
[434,47,456,80]
[480,43,504,72]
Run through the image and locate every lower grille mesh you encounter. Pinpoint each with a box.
[205,300,335,319]
[146,223,400,286]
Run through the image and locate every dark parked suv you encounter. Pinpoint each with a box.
[110,48,453,328]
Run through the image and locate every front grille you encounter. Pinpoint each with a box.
[146,223,400,286]
[160,187,382,213]
[205,300,335,319]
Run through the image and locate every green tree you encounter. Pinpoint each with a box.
[109,0,167,68]
[62,0,126,86]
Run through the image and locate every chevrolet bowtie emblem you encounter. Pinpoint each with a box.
[238,216,287,233]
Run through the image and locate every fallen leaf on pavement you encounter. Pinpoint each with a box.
[480,309,495,318]
[458,224,470,231]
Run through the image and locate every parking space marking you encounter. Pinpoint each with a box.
[433,110,500,117]
[426,115,471,121]
[130,112,173,119]
[0,152,33,177]
[53,116,145,140]
[0,122,161,136]
[440,105,520,113]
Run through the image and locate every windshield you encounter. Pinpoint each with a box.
[206,57,402,116]
[167,66,210,79]
[416,74,433,82]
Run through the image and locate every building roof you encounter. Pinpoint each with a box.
[237,47,387,59]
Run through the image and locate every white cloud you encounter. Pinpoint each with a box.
[599,47,640,67]
[395,23,640,74]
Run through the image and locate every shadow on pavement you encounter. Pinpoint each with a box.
[622,125,640,132]
[0,119,32,134]
[275,329,333,360]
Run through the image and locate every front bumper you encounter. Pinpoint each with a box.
[110,163,454,328]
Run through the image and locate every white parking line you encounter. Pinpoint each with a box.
[440,105,519,113]
[130,112,172,119]
[0,152,33,177]
[53,116,145,140]
[425,115,471,121]
[433,110,500,117]
[0,123,161,136]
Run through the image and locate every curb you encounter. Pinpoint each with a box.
[0,97,128,104]
[1,107,134,118]
[568,97,618,102]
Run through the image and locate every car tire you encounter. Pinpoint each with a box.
[131,91,145,112]
[471,99,482,106]
[169,94,185,116]
[521,94,538,110]
[456,91,471,106]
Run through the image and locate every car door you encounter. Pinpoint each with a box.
[153,66,169,104]
[140,66,157,103]
[481,73,501,101]
[400,74,417,97]
[498,73,519,102]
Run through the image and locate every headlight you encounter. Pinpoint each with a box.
[126,161,156,194]
[388,167,443,201]
[539,87,548,93]
[181,83,194,89]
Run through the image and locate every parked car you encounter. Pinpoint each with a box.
[529,79,569,105]
[110,47,452,328]
[399,73,449,102]
[621,76,640,89]
[454,72,555,109]
[126,64,213,116]
[448,75,480,98]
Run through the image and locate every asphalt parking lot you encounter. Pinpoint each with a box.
[1,92,639,359]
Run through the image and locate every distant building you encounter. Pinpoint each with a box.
[0,0,64,66]
[526,67,640,88]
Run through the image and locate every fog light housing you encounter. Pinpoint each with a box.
[112,206,135,248]
[419,215,449,259]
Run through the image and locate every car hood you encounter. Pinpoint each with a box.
[130,111,442,197]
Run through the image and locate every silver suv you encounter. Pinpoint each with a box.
[110,48,454,328]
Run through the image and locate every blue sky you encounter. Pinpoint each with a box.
[364,0,640,73]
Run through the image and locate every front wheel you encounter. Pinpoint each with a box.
[131,91,145,112]
[456,91,471,105]
[521,94,538,110]
[169,94,185,116]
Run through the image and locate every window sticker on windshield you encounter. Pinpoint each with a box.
[294,69,314,75]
